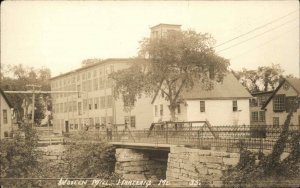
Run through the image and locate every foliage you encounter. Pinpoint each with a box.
[235,64,294,92]
[110,29,229,120]
[0,123,42,187]
[1,122,119,187]
[223,104,300,187]
[0,64,52,124]
[63,142,118,179]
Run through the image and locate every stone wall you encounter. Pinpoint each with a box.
[115,148,167,180]
[166,146,240,187]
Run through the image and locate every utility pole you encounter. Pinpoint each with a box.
[26,84,41,127]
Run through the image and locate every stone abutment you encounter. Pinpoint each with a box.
[114,147,240,186]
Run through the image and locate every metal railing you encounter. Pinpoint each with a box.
[62,123,299,152]
[110,124,299,152]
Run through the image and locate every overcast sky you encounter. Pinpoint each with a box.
[1,1,299,77]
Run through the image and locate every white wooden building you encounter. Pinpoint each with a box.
[152,73,252,126]
[0,89,13,139]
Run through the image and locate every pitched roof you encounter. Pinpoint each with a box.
[181,73,252,100]
[152,72,252,103]
[261,77,300,109]
[285,77,300,94]
[0,88,13,108]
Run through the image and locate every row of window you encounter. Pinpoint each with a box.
[201,100,238,112]
[52,78,113,99]
[154,100,239,116]
[52,96,113,114]
[51,65,114,89]
[54,115,136,131]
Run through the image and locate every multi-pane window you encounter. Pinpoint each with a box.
[64,102,67,113]
[100,96,106,109]
[160,104,164,116]
[93,70,98,77]
[83,99,87,112]
[82,81,87,91]
[78,102,82,115]
[251,112,258,122]
[3,110,8,124]
[273,95,285,111]
[125,116,136,128]
[69,101,73,112]
[232,100,238,112]
[93,78,98,91]
[200,101,205,112]
[273,117,279,127]
[99,77,104,90]
[259,111,265,122]
[106,95,112,108]
[94,97,99,109]
[155,105,158,116]
[106,78,113,88]
[88,99,93,110]
[87,80,92,92]
[73,101,77,112]
[252,111,265,122]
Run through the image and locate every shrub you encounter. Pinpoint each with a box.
[223,108,300,187]
[0,123,42,187]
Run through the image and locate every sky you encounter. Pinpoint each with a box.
[1,1,299,77]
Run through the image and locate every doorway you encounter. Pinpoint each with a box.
[65,121,69,133]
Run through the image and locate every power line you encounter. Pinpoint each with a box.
[229,26,299,60]
[214,9,299,48]
[216,17,298,53]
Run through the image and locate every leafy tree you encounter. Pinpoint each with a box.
[235,68,260,92]
[258,64,284,91]
[235,64,293,92]
[0,64,52,124]
[111,30,229,121]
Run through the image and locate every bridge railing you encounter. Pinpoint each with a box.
[111,124,300,152]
